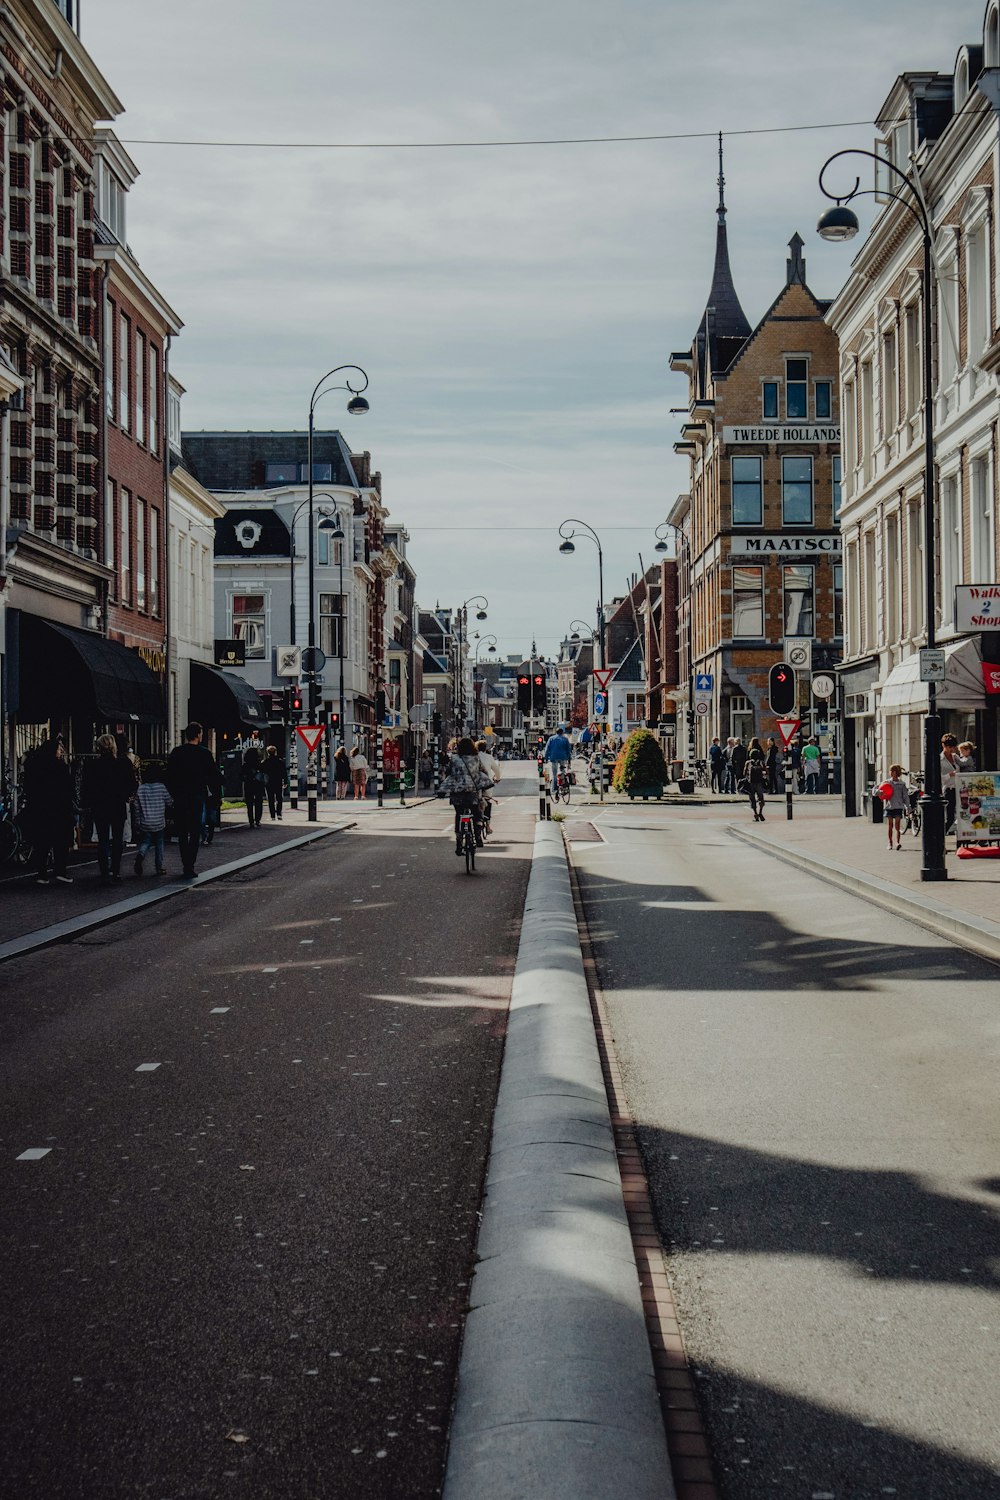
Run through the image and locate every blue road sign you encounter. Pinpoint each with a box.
[695,673,713,692]
[594,691,608,715]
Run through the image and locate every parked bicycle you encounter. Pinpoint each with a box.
[903,771,924,835]
[0,778,33,868]
[694,759,710,789]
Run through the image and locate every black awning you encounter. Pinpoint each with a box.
[19,616,163,725]
[190,662,267,729]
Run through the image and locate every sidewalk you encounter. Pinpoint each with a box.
[729,798,1000,962]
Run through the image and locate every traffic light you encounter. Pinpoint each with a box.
[432,711,442,737]
[290,686,303,716]
[768,662,795,716]
[517,672,531,714]
[532,672,546,713]
[376,689,387,723]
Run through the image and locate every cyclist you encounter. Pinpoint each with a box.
[543,724,573,794]
[438,737,492,854]
[475,739,501,832]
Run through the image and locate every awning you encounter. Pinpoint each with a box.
[18,615,163,724]
[880,638,984,715]
[189,661,267,729]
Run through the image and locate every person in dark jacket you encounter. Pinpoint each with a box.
[166,722,222,879]
[745,737,767,821]
[241,742,265,827]
[83,734,138,885]
[765,736,780,794]
[730,738,749,785]
[262,744,286,820]
[23,736,75,885]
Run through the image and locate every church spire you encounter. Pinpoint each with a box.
[699,133,751,344]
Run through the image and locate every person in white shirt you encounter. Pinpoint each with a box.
[476,738,501,831]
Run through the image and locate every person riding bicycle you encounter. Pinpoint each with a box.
[438,737,493,854]
[543,725,573,791]
[475,739,501,831]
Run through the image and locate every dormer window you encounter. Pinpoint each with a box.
[96,158,126,244]
[52,0,78,29]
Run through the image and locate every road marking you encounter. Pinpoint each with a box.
[135,1063,160,1072]
[210,1007,230,1014]
[16,1148,50,1161]
[262,966,279,973]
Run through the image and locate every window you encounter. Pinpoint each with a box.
[833,563,844,637]
[882,329,897,435]
[730,695,753,744]
[862,531,877,652]
[625,693,644,722]
[135,332,144,442]
[762,382,778,419]
[815,381,832,420]
[148,347,158,453]
[265,461,299,485]
[232,594,266,658]
[168,383,182,452]
[120,488,131,603]
[104,297,114,418]
[96,157,126,243]
[967,222,990,364]
[940,473,961,622]
[783,564,813,636]
[150,508,160,615]
[782,455,813,524]
[903,303,921,417]
[907,504,924,637]
[317,528,344,567]
[732,566,764,637]
[731,456,762,526]
[860,359,873,481]
[118,311,129,432]
[971,453,994,584]
[786,358,808,419]
[832,455,842,523]
[311,463,332,483]
[135,500,146,611]
[320,593,346,657]
[885,513,901,643]
[105,479,115,577]
[846,541,860,653]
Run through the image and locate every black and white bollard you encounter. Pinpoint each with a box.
[376,723,384,808]
[784,752,794,821]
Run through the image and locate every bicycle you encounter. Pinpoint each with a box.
[694,759,710,789]
[0,779,33,868]
[551,767,573,804]
[903,771,924,835]
[458,806,477,874]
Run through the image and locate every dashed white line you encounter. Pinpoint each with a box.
[210,1007,230,1014]
[16,1148,51,1161]
[135,1063,160,1072]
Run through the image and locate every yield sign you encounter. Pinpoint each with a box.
[593,668,614,692]
[775,717,801,751]
[296,725,324,755]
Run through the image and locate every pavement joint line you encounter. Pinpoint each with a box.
[566,843,723,1500]
[728,823,1000,968]
[0,824,353,965]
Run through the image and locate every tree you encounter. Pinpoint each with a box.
[612,728,668,792]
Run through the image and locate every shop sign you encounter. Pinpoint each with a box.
[955,584,1000,631]
[956,772,1000,843]
[730,534,841,556]
[137,645,166,676]
[982,662,1000,695]
[723,424,840,444]
[215,638,246,668]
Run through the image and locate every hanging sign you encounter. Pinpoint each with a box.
[296,725,324,755]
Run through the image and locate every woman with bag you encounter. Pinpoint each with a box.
[83,735,138,884]
[349,745,369,800]
[438,736,492,852]
[743,736,767,822]
[333,745,352,799]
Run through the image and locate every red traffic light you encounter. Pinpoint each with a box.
[518,675,530,685]
[768,661,796,715]
[533,675,544,685]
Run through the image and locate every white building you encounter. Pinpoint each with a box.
[167,379,223,745]
[827,6,1000,809]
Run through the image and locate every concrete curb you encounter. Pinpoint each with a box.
[442,822,675,1500]
[730,824,1000,966]
[0,824,351,965]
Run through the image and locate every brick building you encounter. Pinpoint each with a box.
[670,153,842,761]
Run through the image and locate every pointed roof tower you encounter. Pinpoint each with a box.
[691,135,752,391]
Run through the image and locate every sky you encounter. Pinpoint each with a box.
[82,0,987,664]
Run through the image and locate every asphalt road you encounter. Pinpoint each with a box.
[570,807,1000,1500]
[0,769,536,1499]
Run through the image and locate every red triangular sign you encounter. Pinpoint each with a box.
[775,717,801,751]
[296,725,324,754]
[593,668,614,691]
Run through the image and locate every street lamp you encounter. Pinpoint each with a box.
[327,514,349,756]
[286,495,338,811]
[454,596,488,733]
[818,148,946,881]
[472,635,497,735]
[558,520,605,668]
[305,364,369,822]
[655,521,695,779]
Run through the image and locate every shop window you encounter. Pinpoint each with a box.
[782,455,813,525]
[783,564,814,636]
[731,456,762,526]
[232,593,266,658]
[733,566,764,638]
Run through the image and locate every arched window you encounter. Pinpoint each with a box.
[956,58,970,107]
[986,3,1000,67]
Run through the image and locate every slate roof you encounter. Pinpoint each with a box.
[182,431,360,493]
[612,637,644,683]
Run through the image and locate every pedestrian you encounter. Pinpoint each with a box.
[418,751,433,791]
[333,745,351,799]
[349,744,369,799]
[881,764,909,851]
[262,744,286,820]
[744,736,767,821]
[765,736,780,794]
[791,737,804,793]
[957,740,977,772]
[708,736,724,793]
[133,763,171,876]
[731,737,749,788]
[83,734,138,886]
[941,733,960,833]
[722,737,736,793]
[22,736,75,886]
[165,721,222,880]
[241,742,265,827]
[802,736,822,794]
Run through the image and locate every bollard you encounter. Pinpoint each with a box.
[376,723,384,808]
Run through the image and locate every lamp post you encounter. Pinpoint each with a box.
[817,148,947,881]
[560,521,606,799]
[304,364,369,822]
[655,522,695,779]
[472,635,497,735]
[453,596,488,733]
[287,495,337,811]
[327,512,350,754]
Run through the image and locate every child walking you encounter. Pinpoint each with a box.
[133,764,172,876]
[882,764,909,851]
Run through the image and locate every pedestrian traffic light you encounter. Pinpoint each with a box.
[769,662,795,716]
[517,671,532,714]
[532,672,546,713]
[432,711,442,737]
[291,686,303,715]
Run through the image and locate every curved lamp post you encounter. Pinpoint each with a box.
[655,521,695,778]
[558,520,605,668]
[287,496,340,809]
[818,149,946,881]
[454,596,488,732]
[304,364,369,821]
[472,634,498,735]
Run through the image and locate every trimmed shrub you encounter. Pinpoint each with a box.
[612,729,668,792]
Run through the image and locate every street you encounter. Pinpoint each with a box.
[570,805,1000,1500]
[0,772,536,1499]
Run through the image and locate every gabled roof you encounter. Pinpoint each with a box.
[612,637,644,683]
[718,237,832,381]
